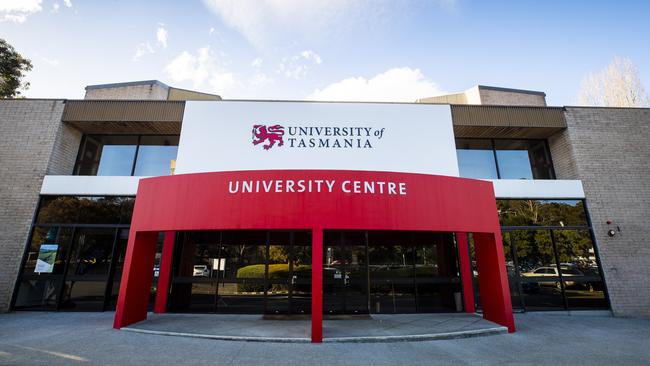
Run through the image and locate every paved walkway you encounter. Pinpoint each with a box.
[1,311,650,365]
[122,313,505,342]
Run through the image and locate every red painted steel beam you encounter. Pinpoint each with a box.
[311,228,323,343]
[456,232,476,314]
[154,231,175,314]
[113,231,158,329]
[474,232,515,333]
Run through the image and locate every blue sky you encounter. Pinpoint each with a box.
[1,0,649,105]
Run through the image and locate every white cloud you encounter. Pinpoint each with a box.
[201,0,362,48]
[63,0,72,7]
[306,67,446,102]
[1,13,25,23]
[52,3,59,12]
[0,0,42,12]
[156,23,168,48]
[0,0,42,23]
[165,48,211,86]
[164,46,278,96]
[277,50,323,79]
[208,27,215,35]
[133,42,155,61]
[209,72,237,94]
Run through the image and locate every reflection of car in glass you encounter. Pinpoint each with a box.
[193,265,211,277]
[522,266,584,288]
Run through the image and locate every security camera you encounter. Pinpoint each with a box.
[607,229,616,237]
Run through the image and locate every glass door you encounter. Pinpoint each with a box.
[323,231,369,315]
[266,231,313,315]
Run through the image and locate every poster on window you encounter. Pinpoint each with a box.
[34,244,58,273]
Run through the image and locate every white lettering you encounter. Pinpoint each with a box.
[399,182,407,195]
[388,182,397,194]
[325,180,335,192]
[228,181,239,193]
[342,181,351,193]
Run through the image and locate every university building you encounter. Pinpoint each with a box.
[1,81,648,342]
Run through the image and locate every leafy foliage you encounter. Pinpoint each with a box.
[0,38,33,98]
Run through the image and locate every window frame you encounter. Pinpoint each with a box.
[455,137,556,180]
[73,134,180,177]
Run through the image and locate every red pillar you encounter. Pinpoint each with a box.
[456,232,475,313]
[113,231,158,329]
[473,232,515,333]
[154,231,175,314]
[311,228,323,343]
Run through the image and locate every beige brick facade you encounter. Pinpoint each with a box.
[562,107,650,317]
[0,100,68,312]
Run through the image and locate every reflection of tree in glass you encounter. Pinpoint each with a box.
[498,200,586,227]
[37,196,134,224]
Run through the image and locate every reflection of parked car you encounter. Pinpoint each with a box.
[522,266,584,288]
[193,265,211,277]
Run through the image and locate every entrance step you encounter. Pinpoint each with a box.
[121,313,507,343]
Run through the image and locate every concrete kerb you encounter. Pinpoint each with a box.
[120,325,508,344]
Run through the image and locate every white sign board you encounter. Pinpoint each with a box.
[176,101,459,176]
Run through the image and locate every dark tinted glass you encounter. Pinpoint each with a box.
[497,199,588,227]
[494,139,553,179]
[553,230,607,309]
[512,229,565,310]
[456,139,498,179]
[60,228,116,311]
[36,196,135,225]
[14,227,73,309]
[501,232,523,309]
[133,136,179,176]
[323,242,368,314]
[368,231,416,313]
[415,233,462,312]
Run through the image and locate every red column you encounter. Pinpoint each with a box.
[473,232,515,333]
[154,231,175,314]
[456,232,476,313]
[113,231,158,329]
[311,228,323,343]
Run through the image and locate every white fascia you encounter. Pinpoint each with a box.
[40,175,146,196]
[489,179,585,199]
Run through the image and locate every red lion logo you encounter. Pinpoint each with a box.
[252,124,285,150]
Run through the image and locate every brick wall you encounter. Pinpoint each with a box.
[548,128,579,180]
[0,99,67,312]
[563,107,650,317]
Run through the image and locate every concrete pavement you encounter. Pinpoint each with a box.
[1,311,649,365]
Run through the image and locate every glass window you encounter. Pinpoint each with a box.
[133,136,179,176]
[553,230,607,309]
[74,135,179,176]
[512,229,565,310]
[494,140,553,179]
[36,196,135,225]
[75,135,138,176]
[14,227,73,309]
[497,200,588,227]
[455,138,554,180]
[456,139,498,179]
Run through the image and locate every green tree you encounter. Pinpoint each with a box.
[0,38,33,98]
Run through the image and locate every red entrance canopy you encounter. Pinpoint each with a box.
[113,170,515,342]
